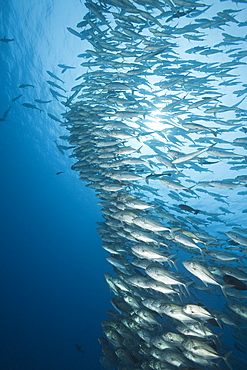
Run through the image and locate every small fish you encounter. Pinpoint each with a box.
[146,172,172,183]
[178,204,200,214]
[67,27,84,39]
[223,275,247,290]
[75,344,85,354]
[46,70,64,83]
[166,8,196,22]
[228,302,247,320]
[3,106,12,119]
[226,231,247,246]
[0,36,14,43]
[57,64,75,73]
[54,140,65,155]
[48,113,63,123]
[46,80,66,92]
[12,94,23,102]
[56,171,64,175]
[172,145,215,165]
[49,88,66,100]
[22,103,43,112]
[19,84,34,88]
[183,261,232,298]
[34,99,52,104]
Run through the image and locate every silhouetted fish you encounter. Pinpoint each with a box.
[179,204,200,214]
[223,274,247,290]
[0,36,14,43]
[207,318,221,327]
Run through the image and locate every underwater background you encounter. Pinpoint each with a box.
[1,0,247,369]
[0,1,111,369]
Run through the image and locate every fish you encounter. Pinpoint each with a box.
[183,338,232,369]
[57,64,75,73]
[34,99,52,104]
[178,204,200,214]
[47,113,63,123]
[2,106,12,119]
[182,261,232,298]
[160,303,198,323]
[22,103,43,112]
[131,244,174,263]
[67,27,85,39]
[54,140,65,155]
[183,123,217,136]
[207,250,240,262]
[19,84,34,88]
[172,145,215,164]
[0,36,14,43]
[46,80,66,92]
[182,304,215,320]
[132,216,170,232]
[146,264,192,295]
[208,181,247,189]
[46,70,64,83]
[12,94,23,102]
[49,88,66,100]
[75,344,85,353]
[223,275,247,290]
[160,178,194,190]
[227,302,247,320]
[226,231,247,246]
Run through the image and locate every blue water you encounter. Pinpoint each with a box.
[0,1,111,369]
[1,0,247,369]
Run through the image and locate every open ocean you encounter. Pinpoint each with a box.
[0,1,111,369]
[1,0,247,369]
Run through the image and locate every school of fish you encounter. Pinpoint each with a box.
[2,0,247,368]
[61,0,247,369]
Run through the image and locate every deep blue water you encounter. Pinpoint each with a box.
[0,1,111,369]
[1,0,247,369]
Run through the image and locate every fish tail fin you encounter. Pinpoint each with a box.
[223,351,233,370]
[239,254,246,263]
[233,95,247,107]
[178,291,184,304]
[171,258,180,271]
[184,281,193,297]
[215,318,223,329]
[200,248,205,259]
[136,145,143,154]
[215,332,223,346]
[221,284,235,299]
[159,242,170,251]
[167,255,177,269]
